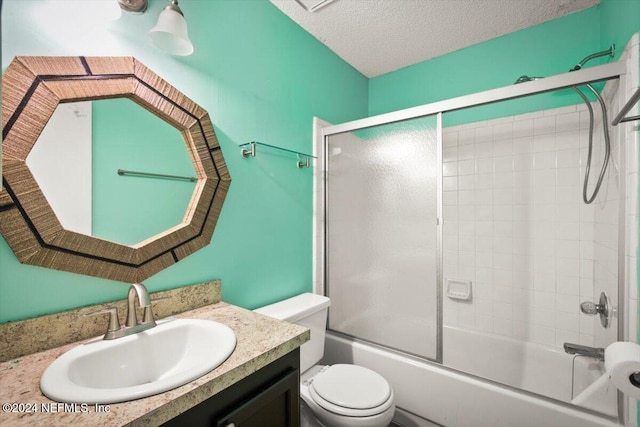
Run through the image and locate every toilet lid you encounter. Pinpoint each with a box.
[309,364,392,413]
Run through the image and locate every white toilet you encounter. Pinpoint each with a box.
[255,293,395,427]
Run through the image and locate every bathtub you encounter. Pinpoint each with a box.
[322,326,619,427]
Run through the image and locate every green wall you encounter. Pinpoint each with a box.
[369,0,639,126]
[600,0,640,57]
[1,0,638,335]
[92,99,196,245]
[369,7,600,118]
[0,0,368,322]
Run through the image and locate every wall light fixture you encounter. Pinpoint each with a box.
[117,0,194,56]
[148,0,194,56]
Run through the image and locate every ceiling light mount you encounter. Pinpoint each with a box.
[117,0,148,13]
[164,0,185,16]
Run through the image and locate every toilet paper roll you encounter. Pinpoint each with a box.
[604,341,640,399]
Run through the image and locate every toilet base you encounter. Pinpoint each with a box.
[300,365,395,427]
[301,399,324,427]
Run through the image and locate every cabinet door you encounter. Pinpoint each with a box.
[217,369,299,427]
[160,349,300,427]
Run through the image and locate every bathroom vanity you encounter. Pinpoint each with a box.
[0,56,310,427]
[162,348,300,427]
[0,282,309,427]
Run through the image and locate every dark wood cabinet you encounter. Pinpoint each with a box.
[162,348,300,427]
[216,368,298,427]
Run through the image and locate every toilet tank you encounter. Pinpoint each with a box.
[254,293,330,372]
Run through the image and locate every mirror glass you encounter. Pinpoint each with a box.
[26,98,197,246]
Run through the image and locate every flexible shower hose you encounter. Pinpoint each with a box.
[570,84,611,204]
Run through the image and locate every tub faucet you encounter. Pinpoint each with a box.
[85,282,158,340]
[563,343,605,361]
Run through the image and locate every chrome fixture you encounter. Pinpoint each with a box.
[297,156,311,168]
[117,168,197,182]
[513,75,543,84]
[118,0,148,13]
[513,45,615,205]
[580,291,610,328]
[240,141,257,158]
[240,141,316,168]
[85,283,160,340]
[294,0,339,12]
[563,343,605,361]
[149,0,194,56]
[571,84,611,204]
[570,45,614,204]
[570,45,615,72]
[612,87,640,125]
[126,282,154,327]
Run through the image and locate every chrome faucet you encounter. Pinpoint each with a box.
[563,343,605,361]
[126,282,153,327]
[86,282,158,340]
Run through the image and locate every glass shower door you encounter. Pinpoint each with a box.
[325,115,441,361]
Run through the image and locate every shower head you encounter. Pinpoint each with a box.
[515,45,616,86]
[570,44,615,72]
[514,75,543,84]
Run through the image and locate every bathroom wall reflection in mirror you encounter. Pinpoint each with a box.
[29,98,197,245]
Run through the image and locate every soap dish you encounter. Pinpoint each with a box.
[446,279,472,301]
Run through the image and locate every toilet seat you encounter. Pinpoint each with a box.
[308,364,394,417]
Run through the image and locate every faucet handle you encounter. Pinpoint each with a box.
[580,292,610,328]
[142,296,170,323]
[580,301,601,315]
[84,307,121,333]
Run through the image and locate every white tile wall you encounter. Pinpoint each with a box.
[442,100,617,349]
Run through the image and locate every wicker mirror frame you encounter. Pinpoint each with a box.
[0,56,230,282]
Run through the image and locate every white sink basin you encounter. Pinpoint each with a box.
[40,318,236,404]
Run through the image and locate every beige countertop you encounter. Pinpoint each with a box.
[0,302,309,427]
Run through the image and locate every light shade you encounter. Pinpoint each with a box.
[148,5,193,56]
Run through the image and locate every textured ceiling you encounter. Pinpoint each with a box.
[270,0,600,77]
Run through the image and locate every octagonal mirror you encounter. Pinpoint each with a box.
[0,56,231,282]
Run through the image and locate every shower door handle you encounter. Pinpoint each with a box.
[580,292,609,328]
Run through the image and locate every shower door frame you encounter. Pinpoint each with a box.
[322,61,626,135]
[320,113,444,363]
[314,58,631,420]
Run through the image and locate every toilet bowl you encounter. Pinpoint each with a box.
[300,364,395,427]
[255,293,395,427]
